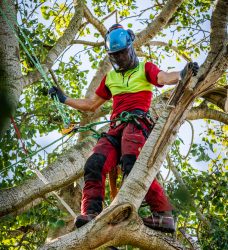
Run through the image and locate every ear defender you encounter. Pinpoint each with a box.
[127,29,135,42]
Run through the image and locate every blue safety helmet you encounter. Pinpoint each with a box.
[105,24,134,53]
[105,24,138,72]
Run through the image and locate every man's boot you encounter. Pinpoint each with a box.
[142,211,175,233]
[74,214,97,228]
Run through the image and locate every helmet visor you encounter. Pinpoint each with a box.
[109,47,132,72]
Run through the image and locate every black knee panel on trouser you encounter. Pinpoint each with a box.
[121,154,136,176]
[87,197,103,215]
[84,153,106,182]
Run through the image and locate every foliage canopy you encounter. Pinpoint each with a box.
[0,0,227,249]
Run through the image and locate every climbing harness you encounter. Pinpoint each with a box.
[0,1,164,222]
[7,104,157,216]
[113,110,157,139]
[0,1,70,128]
[3,111,153,174]
[6,111,157,173]
[62,110,157,139]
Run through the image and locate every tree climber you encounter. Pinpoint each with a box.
[49,24,199,233]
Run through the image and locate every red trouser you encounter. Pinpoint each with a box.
[81,119,172,215]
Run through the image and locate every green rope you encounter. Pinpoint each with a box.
[2,120,105,173]
[0,2,70,127]
[1,111,145,174]
[0,3,152,130]
[68,112,144,138]
[1,120,109,174]
[3,134,68,172]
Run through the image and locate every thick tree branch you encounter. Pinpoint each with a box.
[190,0,228,92]
[22,0,84,87]
[187,105,228,124]
[40,204,183,250]
[210,0,228,55]
[71,39,104,47]
[193,45,228,93]
[161,86,228,112]
[202,86,227,110]
[134,0,185,48]
[0,0,22,137]
[83,4,107,38]
[0,139,95,217]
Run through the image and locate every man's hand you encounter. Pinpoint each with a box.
[48,86,67,103]
[180,62,199,80]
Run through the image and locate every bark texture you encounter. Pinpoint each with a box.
[0,0,22,137]
[0,0,227,249]
[187,105,228,124]
[40,204,183,250]
[0,139,95,217]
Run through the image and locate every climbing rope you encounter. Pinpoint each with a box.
[9,116,76,218]
[2,111,154,175]
[2,109,155,215]
[62,110,155,137]
[0,1,70,127]
[4,132,68,171]
[174,120,194,160]
[10,117,29,154]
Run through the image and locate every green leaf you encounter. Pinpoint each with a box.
[168,40,173,47]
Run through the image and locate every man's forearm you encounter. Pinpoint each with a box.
[65,98,95,112]
[158,71,180,86]
[160,62,200,86]
[64,94,107,112]
[164,71,180,85]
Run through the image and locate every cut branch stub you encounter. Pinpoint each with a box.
[39,202,183,250]
[99,203,133,225]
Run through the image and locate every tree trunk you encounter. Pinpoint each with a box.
[0,0,22,137]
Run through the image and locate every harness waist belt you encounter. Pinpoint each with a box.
[111,109,157,129]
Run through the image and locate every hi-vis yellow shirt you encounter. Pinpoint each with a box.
[105,61,153,96]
